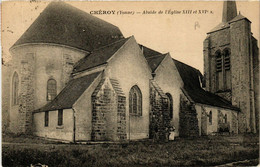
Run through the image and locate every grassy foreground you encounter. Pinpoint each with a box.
[2,133,259,167]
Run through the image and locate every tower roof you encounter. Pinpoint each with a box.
[11,2,124,51]
[222,1,237,23]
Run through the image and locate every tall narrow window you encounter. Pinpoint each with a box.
[166,93,173,119]
[209,111,212,125]
[12,72,19,105]
[47,79,57,101]
[224,114,227,123]
[215,51,222,91]
[45,111,49,127]
[129,85,142,116]
[58,109,63,126]
[224,49,231,90]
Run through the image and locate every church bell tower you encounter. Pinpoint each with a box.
[203,1,259,133]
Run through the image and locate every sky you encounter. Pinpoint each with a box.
[2,1,259,73]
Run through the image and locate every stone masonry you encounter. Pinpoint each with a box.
[149,80,170,141]
[91,78,126,141]
[179,94,199,137]
[203,2,259,133]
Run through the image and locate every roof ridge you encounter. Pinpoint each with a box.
[146,53,167,59]
[172,58,201,72]
[91,37,130,52]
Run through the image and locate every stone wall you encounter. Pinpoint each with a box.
[204,18,258,133]
[33,109,74,142]
[179,94,199,137]
[2,63,12,132]
[91,78,126,141]
[149,81,170,141]
[18,53,35,134]
[252,37,259,132]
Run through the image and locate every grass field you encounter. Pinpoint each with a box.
[2,133,259,167]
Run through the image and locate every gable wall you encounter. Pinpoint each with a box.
[106,37,152,140]
[153,55,184,136]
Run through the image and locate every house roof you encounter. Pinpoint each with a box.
[73,37,130,73]
[35,72,101,112]
[173,59,239,111]
[11,2,123,51]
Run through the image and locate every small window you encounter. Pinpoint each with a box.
[129,85,142,116]
[166,93,173,119]
[12,72,19,105]
[47,79,57,101]
[209,111,212,125]
[224,114,227,123]
[58,109,63,126]
[45,111,49,127]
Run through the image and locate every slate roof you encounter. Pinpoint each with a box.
[11,2,123,51]
[173,59,239,111]
[35,72,101,112]
[73,37,130,73]
[139,45,166,72]
[145,54,167,72]
[140,45,161,58]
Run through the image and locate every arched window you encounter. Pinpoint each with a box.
[223,49,231,90]
[129,85,142,116]
[47,79,57,101]
[215,50,222,91]
[166,93,173,119]
[12,72,19,105]
[209,111,212,125]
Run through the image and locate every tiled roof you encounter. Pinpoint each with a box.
[73,37,130,73]
[11,2,123,51]
[173,59,239,111]
[35,72,101,112]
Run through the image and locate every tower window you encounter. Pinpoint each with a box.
[47,79,57,101]
[215,51,223,91]
[216,52,222,72]
[129,85,142,116]
[12,72,19,105]
[224,49,231,89]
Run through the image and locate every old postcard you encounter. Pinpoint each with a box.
[2,1,259,166]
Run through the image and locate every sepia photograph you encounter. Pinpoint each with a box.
[1,1,259,166]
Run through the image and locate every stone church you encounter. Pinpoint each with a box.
[2,1,258,142]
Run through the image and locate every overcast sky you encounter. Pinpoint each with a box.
[2,1,259,73]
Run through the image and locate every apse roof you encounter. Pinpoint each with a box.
[11,2,123,51]
[34,72,101,112]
